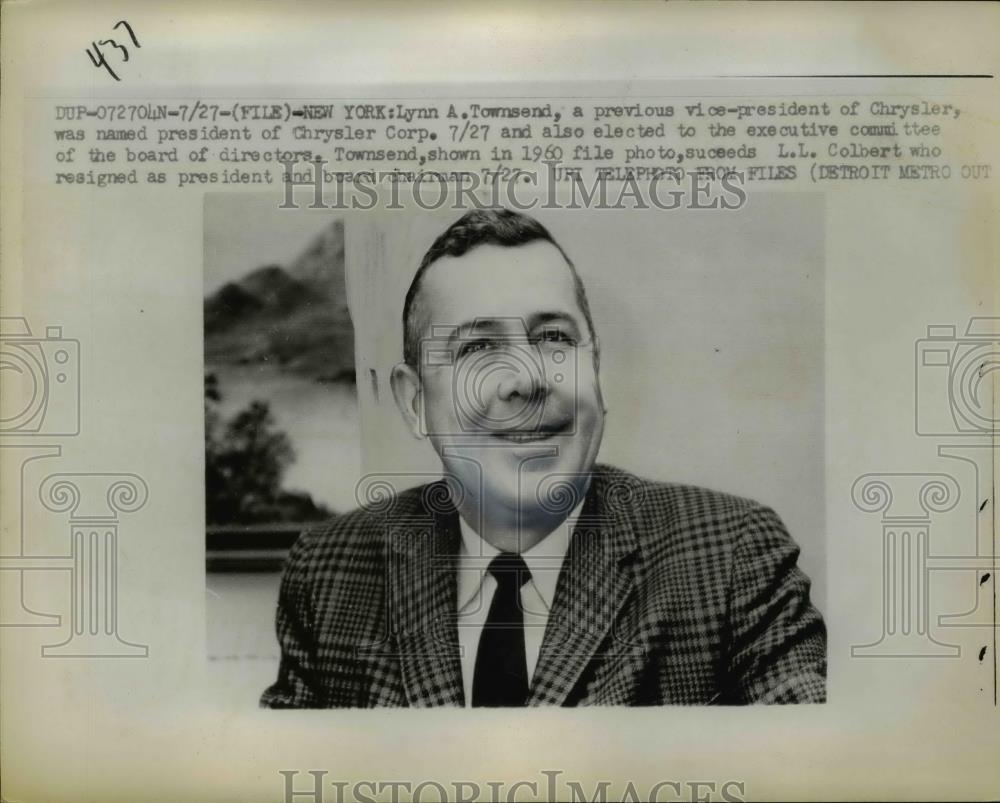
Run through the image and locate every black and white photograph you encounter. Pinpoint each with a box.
[5,4,998,800]
[205,193,827,708]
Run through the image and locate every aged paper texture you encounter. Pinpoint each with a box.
[1,2,998,801]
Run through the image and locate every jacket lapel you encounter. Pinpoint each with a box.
[385,487,465,707]
[527,468,641,706]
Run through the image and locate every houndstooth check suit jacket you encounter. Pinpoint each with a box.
[261,464,826,707]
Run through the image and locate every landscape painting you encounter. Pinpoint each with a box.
[204,195,360,699]
[204,197,359,529]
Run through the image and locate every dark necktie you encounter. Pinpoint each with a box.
[472,552,531,707]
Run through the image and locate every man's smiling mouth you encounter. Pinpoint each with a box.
[491,423,570,443]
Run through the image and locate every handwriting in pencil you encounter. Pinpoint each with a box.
[85,20,140,82]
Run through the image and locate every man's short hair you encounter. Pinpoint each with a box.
[401,208,596,368]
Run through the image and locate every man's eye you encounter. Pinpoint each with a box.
[538,329,577,346]
[457,339,496,358]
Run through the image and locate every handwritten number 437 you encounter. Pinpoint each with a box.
[86,20,140,82]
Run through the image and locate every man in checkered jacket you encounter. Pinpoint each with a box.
[262,209,826,708]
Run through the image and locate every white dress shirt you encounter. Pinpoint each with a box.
[455,500,585,706]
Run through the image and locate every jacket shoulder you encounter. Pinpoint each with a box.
[595,464,762,524]
[281,481,435,581]
[593,464,780,559]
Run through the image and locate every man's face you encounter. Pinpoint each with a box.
[405,241,605,523]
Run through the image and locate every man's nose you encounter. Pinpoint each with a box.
[495,354,548,403]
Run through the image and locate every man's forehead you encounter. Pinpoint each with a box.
[415,240,582,324]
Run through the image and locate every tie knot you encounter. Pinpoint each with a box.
[487,552,531,589]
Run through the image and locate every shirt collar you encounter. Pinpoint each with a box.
[456,498,586,612]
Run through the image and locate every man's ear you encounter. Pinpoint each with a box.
[589,341,608,414]
[390,362,425,439]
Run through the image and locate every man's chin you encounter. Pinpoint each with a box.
[437,432,595,503]
[477,487,566,525]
